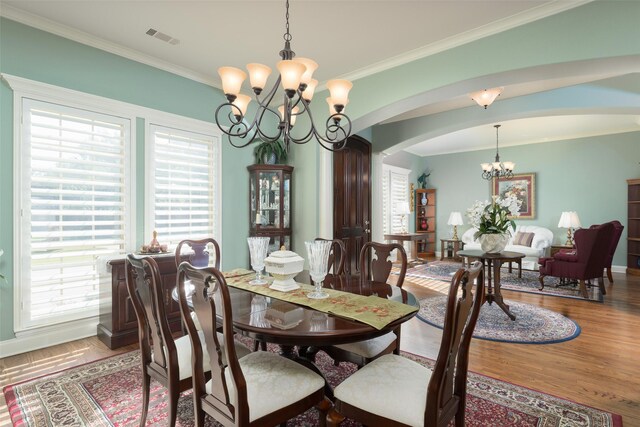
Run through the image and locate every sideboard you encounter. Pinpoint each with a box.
[96,253,182,349]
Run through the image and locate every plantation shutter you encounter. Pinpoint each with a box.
[148,124,220,247]
[19,98,132,330]
[381,165,411,257]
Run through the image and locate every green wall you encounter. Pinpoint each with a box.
[385,132,640,266]
[0,18,254,341]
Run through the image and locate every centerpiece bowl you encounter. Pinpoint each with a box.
[264,247,303,292]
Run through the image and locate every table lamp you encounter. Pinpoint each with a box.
[395,202,411,234]
[447,211,464,240]
[558,211,581,246]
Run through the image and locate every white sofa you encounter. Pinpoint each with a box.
[460,225,554,271]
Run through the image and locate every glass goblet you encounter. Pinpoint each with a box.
[305,240,332,299]
[247,236,270,285]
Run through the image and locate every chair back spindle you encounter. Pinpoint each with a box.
[175,238,221,269]
[177,263,248,424]
[359,242,407,287]
[126,254,175,371]
[426,261,484,424]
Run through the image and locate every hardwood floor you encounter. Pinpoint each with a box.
[1,267,639,425]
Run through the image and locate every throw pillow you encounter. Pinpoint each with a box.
[513,231,534,247]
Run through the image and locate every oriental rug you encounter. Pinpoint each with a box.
[4,349,620,426]
[401,261,604,302]
[418,296,581,344]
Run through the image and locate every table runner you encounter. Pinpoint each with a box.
[223,269,418,330]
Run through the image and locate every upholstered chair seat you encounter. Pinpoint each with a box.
[205,351,325,422]
[327,263,485,427]
[333,354,432,426]
[332,332,398,359]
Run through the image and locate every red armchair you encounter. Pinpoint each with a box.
[538,222,614,298]
[590,220,624,284]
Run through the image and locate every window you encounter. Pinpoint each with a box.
[382,165,411,256]
[382,165,410,235]
[17,98,133,330]
[146,123,221,248]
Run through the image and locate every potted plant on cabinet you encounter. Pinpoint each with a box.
[254,140,288,164]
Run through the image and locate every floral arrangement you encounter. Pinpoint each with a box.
[466,195,521,240]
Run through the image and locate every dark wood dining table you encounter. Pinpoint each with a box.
[175,271,418,348]
[173,271,419,398]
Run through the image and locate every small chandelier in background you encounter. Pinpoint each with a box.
[470,87,503,109]
[215,0,353,152]
[481,124,515,180]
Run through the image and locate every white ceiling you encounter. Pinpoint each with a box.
[2,0,638,155]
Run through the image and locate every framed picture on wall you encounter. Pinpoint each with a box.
[492,173,536,219]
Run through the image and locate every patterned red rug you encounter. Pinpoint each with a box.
[4,349,621,426]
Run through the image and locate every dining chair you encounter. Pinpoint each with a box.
[126,254,211,426]
[177,262,331,427]
[321,242,408,367]
[315,237,347,275]
[327,262,485,427]
[175,238,221,270]
[175,238,266,351]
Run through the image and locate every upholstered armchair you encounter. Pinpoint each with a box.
[538,223,613,298]
[590,221,624,284]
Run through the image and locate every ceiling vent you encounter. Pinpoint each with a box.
[146,28,180,45]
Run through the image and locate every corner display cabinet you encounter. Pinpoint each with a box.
[248,164,293,253]
[415,188,436,258]
[628,179,640,275]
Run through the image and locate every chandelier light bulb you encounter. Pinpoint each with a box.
[218,66,247,98]
[277,60,306,96]
[302,79,318,101]
[246,63,272,93]
[293,57,318,87]
[326,79,353,108]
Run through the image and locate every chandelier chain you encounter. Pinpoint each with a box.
[283,0,292,42]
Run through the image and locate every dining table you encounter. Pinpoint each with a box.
[173,269,419,398]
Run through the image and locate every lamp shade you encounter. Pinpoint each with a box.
[470,87,503,108]
[218,66,247,96]
[292,57,318,86]
[326,79,353,107]
[558,211,581,228]
[302,79,318,101]
[232,94,251,117]
[277,60,306,92]
[246,63,272,91]
[395,202,410,215]
[447,212,464,226]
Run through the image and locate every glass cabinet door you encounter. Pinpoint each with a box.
[248,164,293,250]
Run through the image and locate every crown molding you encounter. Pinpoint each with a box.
[341,0,593,82]
[1,1,591,88]
[0,3,220,88]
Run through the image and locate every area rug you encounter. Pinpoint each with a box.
[403,260,604,302]
[418,296,581,344]
[4,348,620,426]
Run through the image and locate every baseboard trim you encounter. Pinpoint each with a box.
[0,317,98,358]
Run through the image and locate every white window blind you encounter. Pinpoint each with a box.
[382,166,410,235]
[19,98,132,330]
[147,124,220,247]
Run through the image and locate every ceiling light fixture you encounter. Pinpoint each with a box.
[215,0,353,152]
[470,87,503,109]
[481,124,515,180]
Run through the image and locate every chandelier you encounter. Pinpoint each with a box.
[215,0,353,152]
[480,124,515,180]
